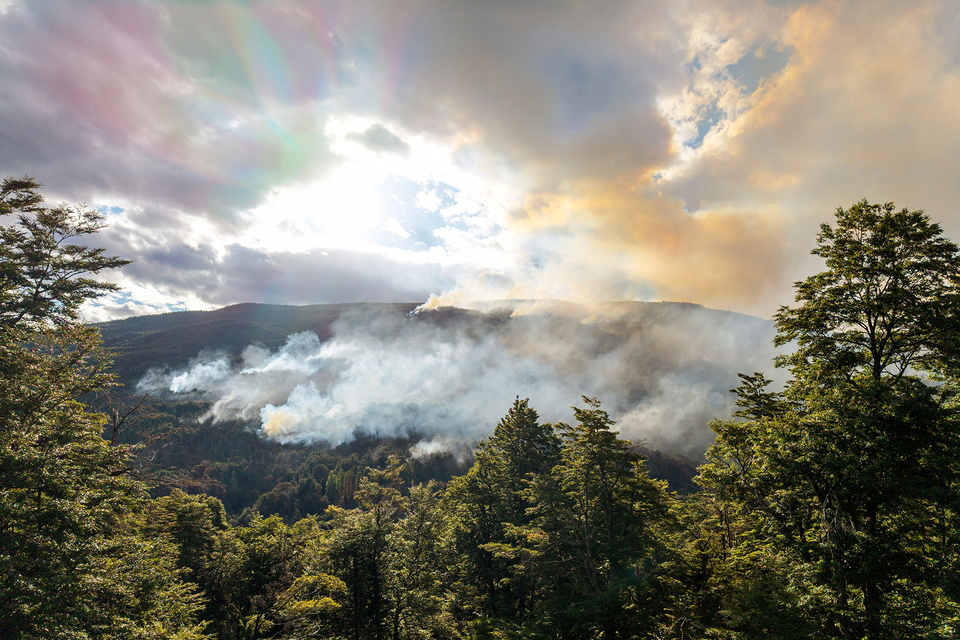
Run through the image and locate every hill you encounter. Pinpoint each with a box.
[97,302,419,386]
[99,299,776,450]
[93,300,776,515]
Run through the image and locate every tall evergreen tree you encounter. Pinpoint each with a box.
[386,481,457,639]
[323,467,405,640]
[525,397,674,639]
[446,398,561,626]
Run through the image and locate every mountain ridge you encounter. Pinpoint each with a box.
[97,299,773,393]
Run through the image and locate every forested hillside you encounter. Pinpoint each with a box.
[4,176,960,638]
[97,302,419,386]
[94,298,739,517]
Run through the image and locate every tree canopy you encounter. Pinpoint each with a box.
[775,199,960,382]
[0,176,129,328]
[0,176,206,639]
[700,199,960,639]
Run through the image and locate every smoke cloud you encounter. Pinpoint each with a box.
[139,302,779,456]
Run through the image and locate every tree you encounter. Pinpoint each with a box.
[322,467,405,640]
[0,176,129,328]
[775,200,960,383]
[143,491,238,639]
[445,398,561,626]
[275,571,348,639]
[524,397,674,639]
[0,176,206,638]
[232,515,320,639]
[386,481,457,640]
[310,463,459,640]
[478,396,562,484]
[699,200,960,639]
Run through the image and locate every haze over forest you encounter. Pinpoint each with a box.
[100,300,774,455]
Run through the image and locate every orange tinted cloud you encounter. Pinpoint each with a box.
[507,185,790,314]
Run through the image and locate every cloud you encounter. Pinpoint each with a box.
[0,2,296,214]
[115,242,454,308]
[1,0,959,320]
[347,124,410,155]
[140,302,780,456]
[658,1,960,257]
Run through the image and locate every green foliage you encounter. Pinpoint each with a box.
[303,463,458,640]
[276,572,348,638]
[144,491,329,640]
[0,176,207,638]
[774,199,960,382]
[523,397,675,639]
[136,415,474,521]
[100,529,212,640]
[730,372,786,421]
[446,398,560,624]
[233,515,321,638]
[699,200,960,639]
[0,176,129,328]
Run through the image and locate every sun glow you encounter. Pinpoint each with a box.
[269,162,387,251]
[243,120,411,254]
[240,114,523,258]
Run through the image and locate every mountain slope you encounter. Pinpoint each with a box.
[97,300,777,456]
[98,302,419,386]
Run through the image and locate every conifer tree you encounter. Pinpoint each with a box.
[525,397,673,639]
[446,397,560,625]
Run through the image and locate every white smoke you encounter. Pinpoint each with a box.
[138,302,781,456]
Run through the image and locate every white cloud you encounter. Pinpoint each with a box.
[383,217,411,239]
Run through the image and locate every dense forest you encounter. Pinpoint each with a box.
[3,174,960,639]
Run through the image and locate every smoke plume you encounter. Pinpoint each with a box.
[138,302,779,456]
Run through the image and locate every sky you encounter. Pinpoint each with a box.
[1,0,959,321]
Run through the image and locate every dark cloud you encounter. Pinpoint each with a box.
[112,240,454,310]
[216,246,453,306]
[347,124,410,155]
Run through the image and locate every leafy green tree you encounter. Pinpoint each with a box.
[670,483,835,639]
[700,200,960,639]
[143,491,239,639]
[775,200,960,382]
[233,515,320,639]
[146,491,329,640]
[479,396,562,486]
[309,462,460,640]
[145,491,230,579]
[386,481,458,639]
[103,524,212,640]
[730,372,786,421]
[275,572,348,639]
[0,176,129,328]
[0,176,206,638]
[322,468,405,640]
